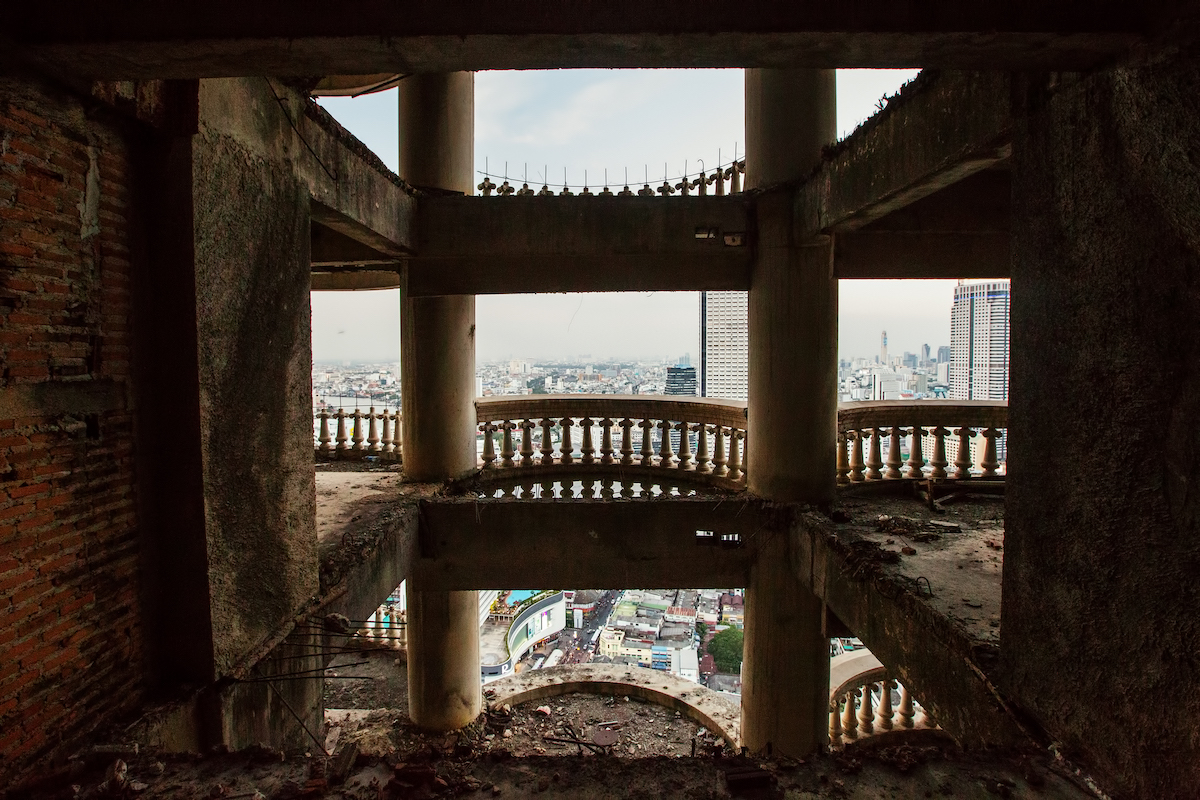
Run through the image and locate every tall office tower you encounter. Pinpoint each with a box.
[665,365,698,396]
[880,330,888,365]
[950,279,1011,462]
[665,365,698,452]
[699,292,748,400]
[937,345,952,363]
[921,343,931,363]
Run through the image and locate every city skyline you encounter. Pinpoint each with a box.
[311,69,974,364]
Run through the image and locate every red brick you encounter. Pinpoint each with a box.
[0,568,36,592]
[0,241,36,258]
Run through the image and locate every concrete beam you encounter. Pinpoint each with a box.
[5,4,1167,77]
[409,195,750,295]
[311,269,402,291]
[413,497,760,590]
[834,231,1009,279]
[311,220,400,266]
[796,72,1012,238]
[790,512,1027,749]
[198,79,416,258]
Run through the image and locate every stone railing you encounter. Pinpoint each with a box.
[477,159,746,197]
[475,394,749,489]
[836,400,1007,484]
[828,668,935,749]
[314,407,402,461]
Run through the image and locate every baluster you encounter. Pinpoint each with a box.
[712,169,725,196]
[727,430,743,480]
[929,426,949,479]
[885,426,904,479]
[980,428,1001,477]
[500,421,516,467]
[317,409,332,456]
[599,418,615,465]
[841,690,859,741]
[876,679,895,731]
[335,409,349,455]
[829,698,843,749]
[480,421,497,468]
[865,427,883,480]
[381,410,394,455]
[540,418,555,465]
[849,430,865,482]
[519,419,535,466]
[618,480,633,499]
[658,419,674,466]
[580,417,595,464]
[740,433,747,478]
[857,683,875,736]
[600,477,614,499]
[836,432,850,484]
[712,426,728,476]
[676,421,692,469]
[906,425,925,479]
[897,684,916,729]
[728,164,742,194]
[351,409,365,453]
[619,419,635,465]
[639,419,655,466]
[694,423,711,473]
[953,427,976,478]
[559,417,574,465]
[367,407,381,452]
[540,478,555,500]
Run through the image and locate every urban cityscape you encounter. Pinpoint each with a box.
[320,278,1010,696]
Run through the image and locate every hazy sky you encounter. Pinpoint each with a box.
[312,69,959,364]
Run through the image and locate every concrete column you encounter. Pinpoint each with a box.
[741,68,835,757]
[399,72,481,730]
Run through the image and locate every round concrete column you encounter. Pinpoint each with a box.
[405,585,482,730]
[400,71,477,481]
[398,72,481,731]
[741,68,835,757]
[746,68,837,503]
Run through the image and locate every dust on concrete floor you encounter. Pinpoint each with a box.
[37,738,1095,800]
[831,491,1006,645]
[325,648,409,713]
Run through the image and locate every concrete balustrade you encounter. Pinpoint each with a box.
[315,407,402,461]
[836,399,1007,484]
[476,394,749,489]
[828,668,935,749]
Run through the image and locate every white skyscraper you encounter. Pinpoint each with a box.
[950,280,1010,401]
[949,279,1010,464]
[699,291,748,400]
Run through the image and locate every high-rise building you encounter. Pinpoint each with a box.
[665,365,697,396]
[880,330,888,365]
[921,344,931,363]
[699,292,748,400]
[950,280,1010,401]
[950,279,1010,463]
[937,345,952,363]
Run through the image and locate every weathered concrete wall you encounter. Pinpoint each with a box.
[1005,49,1200,798]
[194,79,317,677]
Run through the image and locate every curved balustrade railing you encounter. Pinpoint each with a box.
[836,400,1007,484]
[829,668,936,749]
[475,394,749,489]
[477,160,747,198]
[314,407,402,461]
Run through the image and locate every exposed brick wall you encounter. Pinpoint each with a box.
[0,80,142,781]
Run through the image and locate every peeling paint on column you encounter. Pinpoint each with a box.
[78,145,100,239]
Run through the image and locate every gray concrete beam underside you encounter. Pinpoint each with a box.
[409,195,750,295]
[413,496,761,590]
[796,72,1012,239]
[6,4,1175,77]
